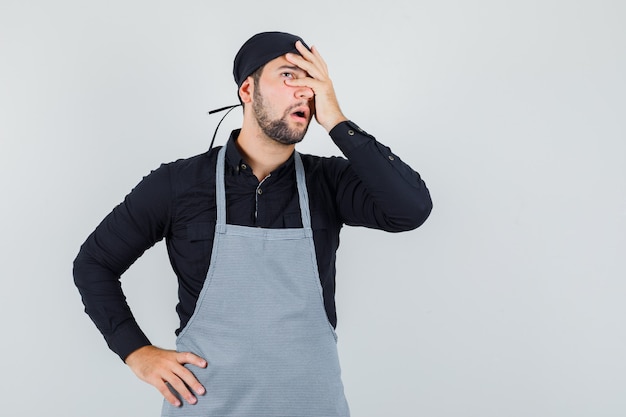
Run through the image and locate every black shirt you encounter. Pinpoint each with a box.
[73,121,432,361]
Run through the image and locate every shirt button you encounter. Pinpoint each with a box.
[241,163,247,170]
[257,188,263,195]
[348,130,355,136]
[388,155,395,161]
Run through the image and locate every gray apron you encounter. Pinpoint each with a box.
[162,146,350,416]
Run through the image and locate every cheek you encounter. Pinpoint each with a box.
[257,81,294,112]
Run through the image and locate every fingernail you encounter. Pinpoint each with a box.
[198,386,206,395]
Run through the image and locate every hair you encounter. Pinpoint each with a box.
[251,65,264,85]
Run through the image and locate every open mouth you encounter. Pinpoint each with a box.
[291,109,308,122]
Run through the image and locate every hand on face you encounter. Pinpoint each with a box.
[285,41,348,133]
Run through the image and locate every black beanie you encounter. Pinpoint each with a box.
[233,31,310,87]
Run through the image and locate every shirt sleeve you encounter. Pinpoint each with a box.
[328,120,433,231]
[73,164,173,361]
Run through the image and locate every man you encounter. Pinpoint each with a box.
[74,31,432,416]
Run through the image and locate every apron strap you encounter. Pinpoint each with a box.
[216,146,227,226]
[215,145,311,229]
[293,151,311,229]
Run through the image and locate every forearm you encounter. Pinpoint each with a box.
[73,243,152,361]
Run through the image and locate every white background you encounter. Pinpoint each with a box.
[1,1,625,416]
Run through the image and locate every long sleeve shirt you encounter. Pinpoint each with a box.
[73,121,432,361]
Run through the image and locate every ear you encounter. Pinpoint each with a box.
[238,77,254,104]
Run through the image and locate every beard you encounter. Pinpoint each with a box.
[252,86,310,145]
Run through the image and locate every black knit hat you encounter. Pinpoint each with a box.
[233,31,310,87]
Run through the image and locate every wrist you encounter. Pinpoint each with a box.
[124,344,154,364]
[321,114,348,133]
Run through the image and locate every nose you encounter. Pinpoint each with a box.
[295,86,314,100]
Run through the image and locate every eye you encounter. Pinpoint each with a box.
[281,72,295,79]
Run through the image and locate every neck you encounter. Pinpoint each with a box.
[236,122,295,181]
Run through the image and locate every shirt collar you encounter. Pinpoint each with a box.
[224,129,296,177]
[225,129,245,171]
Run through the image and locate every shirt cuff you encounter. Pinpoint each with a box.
[329,120,376,155]
[106,319,152,362]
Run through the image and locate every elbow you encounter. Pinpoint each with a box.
[410,198,433,230]
[73,251,95,299]
[401,200,433,231]
[72,246,106,291]
[408,184,433,229]
[384,190,433,232]
[73,251,85,288]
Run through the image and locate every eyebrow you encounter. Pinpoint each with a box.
[276,65,306,74]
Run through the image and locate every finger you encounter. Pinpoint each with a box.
[285,53,323,80]
[309,45,328,73]
[295,40,317,62]
[176,351,207,369]
[156,381,182,407]
[173,363,206,396]
[296,41,329,76]
[284,77,322,95]
[288,43,327,79]
[165,373,198,405]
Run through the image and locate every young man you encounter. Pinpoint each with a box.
[74,31,432,416]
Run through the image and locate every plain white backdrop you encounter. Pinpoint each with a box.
[1,1,625,416]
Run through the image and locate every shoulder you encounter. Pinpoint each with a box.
[154,148,219,194]
[160,149,215,174]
